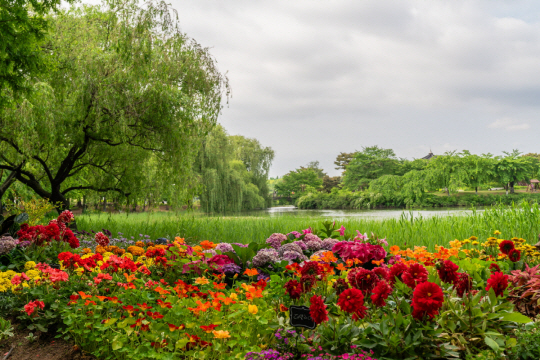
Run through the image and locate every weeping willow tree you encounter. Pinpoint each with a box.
[195,125,274,213]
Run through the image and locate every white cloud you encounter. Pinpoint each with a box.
[163,0,540,176]
[488,118,530,131]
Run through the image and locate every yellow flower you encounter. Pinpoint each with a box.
[24,261,36,270]
[192,245,203,253]
[462,239,471,244]
[122,253,134,260]
[195,277,210,285]
[74,267,85,276]
[26,270,40,280]
[103,252,114,258]
[472,241,479,245]
[212,330,231,339]
[248,304,258,315]
[494,230,501,235]
[469,236,478,241]
[5,270,16,278]
[230,293,238,301]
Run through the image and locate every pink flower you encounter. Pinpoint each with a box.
[339,226,346,236]
[11,275,22,285]
[302,228,312,235]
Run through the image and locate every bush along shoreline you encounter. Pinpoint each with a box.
[296,190,540,210]
[1,214,540,359]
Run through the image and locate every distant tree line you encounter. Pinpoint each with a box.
[274,146,540,209]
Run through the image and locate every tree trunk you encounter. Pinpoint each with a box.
[447,187,450,196]
[509,181,515,194]
[475,186,478,195]
[505,184,508,196]
[0,170,17,214]
[102,197,107,212]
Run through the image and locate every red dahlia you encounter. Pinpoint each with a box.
[300,274,317,292]
[411,281,444,320]
[508,249,521,262]
[489,263,501,273]
[300,261,322,277]
[499,240,515,255]
[388,262,408,285]
[309,295,328,324]
[402,263,428,289]
[284,279,303,300]
[373,267,389,281]
[486,271,508,297]
[337,288,365,314]
[454,272,472,297]
[370,280,393,307]
[437,260,459,284]
[352,268,379,292]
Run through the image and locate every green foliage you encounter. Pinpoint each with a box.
[274,167,323,199]
[508,321,540,360]
[196,125,273,212]
[342,146,400,191]
[0,317,14,341]
[495,150,538,194]
[0,0,75,107]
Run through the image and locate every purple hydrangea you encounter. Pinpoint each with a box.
[321,238,340,251]
[0,236,17,255]
[222,263,242,276]
[282,250,307,263]
[252,248,280,267]
[277,243,304,257]
[233,243,249,248]
[293,241,307,251]
[305,239,323,251]
[215,242,234,253]
[303,233,321,243]
[265,233,287,249]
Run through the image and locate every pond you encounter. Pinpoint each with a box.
[237,206,486,219]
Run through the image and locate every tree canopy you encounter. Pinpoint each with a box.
[0,0,230,211]
[342,146,400,191]
[274,167,323,199]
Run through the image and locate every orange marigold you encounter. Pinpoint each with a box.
[200,240,216,250]
[95,245,106,254]
[127,246,145,256]
[135,241,145,247]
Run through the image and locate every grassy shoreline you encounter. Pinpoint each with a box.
[75,203,540,250]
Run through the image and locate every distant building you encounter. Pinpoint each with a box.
[421,151,436,160]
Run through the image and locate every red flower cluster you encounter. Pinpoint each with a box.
[24,300,45,316]
[437,260,459,284]
[18,218,79,248]
[370,281,392,307]
[100,255,141,273]
[486,271,509,297]
[332,278,349,295]
[300,261,323,277]
[489,263,501,273]
[146,248,166,258]
[388,262,408,285]
[499,240,515,255]
[454,272,472,297]
[58,252,103,271]
[349,268,379,292]
[508,249,521,262]
[411,282,444,320]
[284,279,303,300]
[337,288,367,319]
[309,295,328,324]
[95,232,110,247]
[402,263,428,289]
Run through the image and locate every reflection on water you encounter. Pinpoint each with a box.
[241,206,485,219]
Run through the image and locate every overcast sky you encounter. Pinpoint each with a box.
[167,0,540,177]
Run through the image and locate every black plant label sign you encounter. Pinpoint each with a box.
[289,305,316,329]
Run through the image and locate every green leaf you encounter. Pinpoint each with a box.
[500,312,532,324]
[484,336,499,352]
[112,340,123,350]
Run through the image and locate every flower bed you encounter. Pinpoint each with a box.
[1,217,540,359]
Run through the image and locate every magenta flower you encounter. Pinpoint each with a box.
[302,228,312,235]
[339,226,346,236]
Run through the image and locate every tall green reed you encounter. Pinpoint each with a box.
[76,203,540,250]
